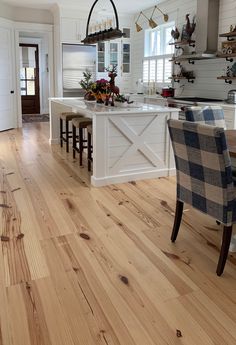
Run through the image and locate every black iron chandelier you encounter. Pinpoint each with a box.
[82,0,124,44]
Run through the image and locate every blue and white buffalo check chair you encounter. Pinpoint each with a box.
[185,105,236,206]
[168,119,236,276]
[185,105,226,128]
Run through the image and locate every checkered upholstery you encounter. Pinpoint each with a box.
[185,106,226,128]
[168,119,236,226]
[185,105,236,173]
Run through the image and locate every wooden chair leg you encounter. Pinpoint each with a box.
[171,200,184,242]
[72,124,76,159]
[79,128,83,166]
[216,225,232,276]
[88,131,91,172]
[66,120,69,153]
[60,118,63,147]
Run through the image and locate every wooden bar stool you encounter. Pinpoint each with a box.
[60,112,83,153]
[72,117,92,166]
[87,124,93,171]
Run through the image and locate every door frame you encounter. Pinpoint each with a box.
[0,17,17,129]
[14,22,54,128]
[19,43,40,114]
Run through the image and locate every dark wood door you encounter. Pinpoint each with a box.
[20,44,40,114]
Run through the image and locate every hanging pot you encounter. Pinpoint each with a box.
[161,87,175,98]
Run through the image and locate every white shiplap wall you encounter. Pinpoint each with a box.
[131,0,236,99]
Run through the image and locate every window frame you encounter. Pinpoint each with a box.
[143,21,175,86]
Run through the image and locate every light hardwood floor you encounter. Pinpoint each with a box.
[0,122,236,345]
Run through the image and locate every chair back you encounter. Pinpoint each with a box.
[185,105,225,128]
[168,119,236,225]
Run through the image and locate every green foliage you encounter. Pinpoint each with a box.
[79,71,94,91]
[115,94,127,103]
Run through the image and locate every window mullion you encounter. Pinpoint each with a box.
[163,57,165,83]
[143,22,174,84]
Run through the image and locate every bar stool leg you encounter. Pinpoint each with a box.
[60,118,63,148]
[72,124,76,159]
[88,131,91,172]
[79,128,83,166]
[66,120,69,153]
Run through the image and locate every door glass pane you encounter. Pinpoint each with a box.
[123,64,130,73]
[20,80,26,88]
[97,42,105,72]
[110,43,118,52]
[123,44,130,53]
[27,81,35,95]
[98,42,105,52]
[98,52,105,62]
[26,67,35,80]
[123,43,130,73]
[123,54,130,63]
[20,68,26,79]
[110,53,118,65]
[20,46,36,68]
[21,80,26,95]
[98,63,105,72]
[109,43,118,66]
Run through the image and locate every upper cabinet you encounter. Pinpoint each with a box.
[96,33,131,78]
[122,42,130,74]
[97,41,106,73]
[61,17,86,43]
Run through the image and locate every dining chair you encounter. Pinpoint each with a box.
[185,105,226,128]
[185,105,236,184]
[168,119,236,276]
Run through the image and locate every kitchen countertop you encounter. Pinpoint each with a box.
[167,97,236,109]
[49,97,178,116]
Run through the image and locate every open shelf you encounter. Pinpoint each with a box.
[217,76,236,84]
[217,53,236,62]
[169,76,195,83]
[219,31,236,41]
[169,40,195,49]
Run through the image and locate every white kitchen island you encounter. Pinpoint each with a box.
[49,98,179,187]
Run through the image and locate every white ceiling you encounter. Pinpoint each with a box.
[1,0,165,13]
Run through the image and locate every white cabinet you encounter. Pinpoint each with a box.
[122,42,130,74]
[96,38,131,93]
[97,41,120,74]
[223,106,236,129]
[97,39,131,77]
[61,17,86,43]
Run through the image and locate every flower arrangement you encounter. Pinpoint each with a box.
[79,71,96,101]
[80,66,131,106]
[90,78,111,103]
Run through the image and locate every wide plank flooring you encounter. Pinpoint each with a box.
[0,122,236,345]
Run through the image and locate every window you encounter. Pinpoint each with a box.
[143,22,175,85]
[20,67,36,95]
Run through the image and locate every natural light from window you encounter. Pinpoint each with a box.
[143,22,175,85]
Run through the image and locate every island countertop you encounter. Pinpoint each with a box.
[49,97,179,117]
[49,97,180,186]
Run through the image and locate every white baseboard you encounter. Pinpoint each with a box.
[91,168,176,187]
[168,168,176,176]
[49,138,59,145]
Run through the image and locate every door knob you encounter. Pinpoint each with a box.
[10,90,14,94]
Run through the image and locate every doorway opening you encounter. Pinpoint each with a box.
[19,44,40,115]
